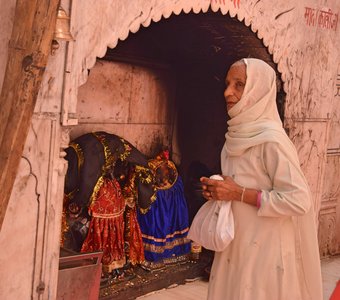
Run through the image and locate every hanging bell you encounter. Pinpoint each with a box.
[54,6,74,41]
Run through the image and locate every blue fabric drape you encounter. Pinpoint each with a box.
[137,176,191,262]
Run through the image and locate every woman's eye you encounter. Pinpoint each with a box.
[236,82,245,88]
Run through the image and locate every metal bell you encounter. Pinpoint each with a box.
[54,6,74,41]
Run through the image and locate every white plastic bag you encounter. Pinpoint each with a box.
[187,175,234,252]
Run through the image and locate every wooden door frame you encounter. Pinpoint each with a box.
[0,0,60,230]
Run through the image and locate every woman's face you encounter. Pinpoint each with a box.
[224,63,247,113]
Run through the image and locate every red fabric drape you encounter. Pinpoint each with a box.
[125,205,144,265]
[81,178,125,266]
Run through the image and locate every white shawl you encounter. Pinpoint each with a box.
[222,58,322,299]
[225,58,292,156]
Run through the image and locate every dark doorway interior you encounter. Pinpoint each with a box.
[102,10,283,223]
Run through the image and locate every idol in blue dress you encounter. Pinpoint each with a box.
[137,151,191,270]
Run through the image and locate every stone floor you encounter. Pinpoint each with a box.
[138,255,340,300]
[100,251,212,300]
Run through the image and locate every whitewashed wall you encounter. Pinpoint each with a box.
[318,39,340,256]
[0,0,339,299]
[0,117,67,300]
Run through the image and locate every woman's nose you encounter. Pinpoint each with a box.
[224,86,232,99]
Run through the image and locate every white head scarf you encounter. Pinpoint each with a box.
[225,58,295,156]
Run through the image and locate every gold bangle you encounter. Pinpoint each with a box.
[241,187,246,202]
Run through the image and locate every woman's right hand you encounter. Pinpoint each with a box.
[200,176,243,201]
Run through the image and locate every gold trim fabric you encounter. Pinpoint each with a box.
[143,237,191,253]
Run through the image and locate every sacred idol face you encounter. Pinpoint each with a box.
[155,162,177,189]
[224,61,247,113]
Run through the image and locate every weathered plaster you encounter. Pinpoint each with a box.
[34,43,67,114]
[0,116,65,299]
[73,60,176,156]
[318,13,340,256]
[284,119,329,215]
[0,158,38,299]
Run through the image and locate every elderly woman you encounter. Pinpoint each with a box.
[201,58,323,300]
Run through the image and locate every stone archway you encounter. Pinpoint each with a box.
[73,6,289,219]
[61,0,335,230]
[64,0,294,184]
[63,0,297,126]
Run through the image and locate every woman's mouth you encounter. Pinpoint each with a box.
[227,102,236,110]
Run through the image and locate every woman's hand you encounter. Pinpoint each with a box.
[200,175,243,201]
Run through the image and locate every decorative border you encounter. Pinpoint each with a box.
[84,2,286,82]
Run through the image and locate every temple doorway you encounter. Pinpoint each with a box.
[74,9,284,221]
